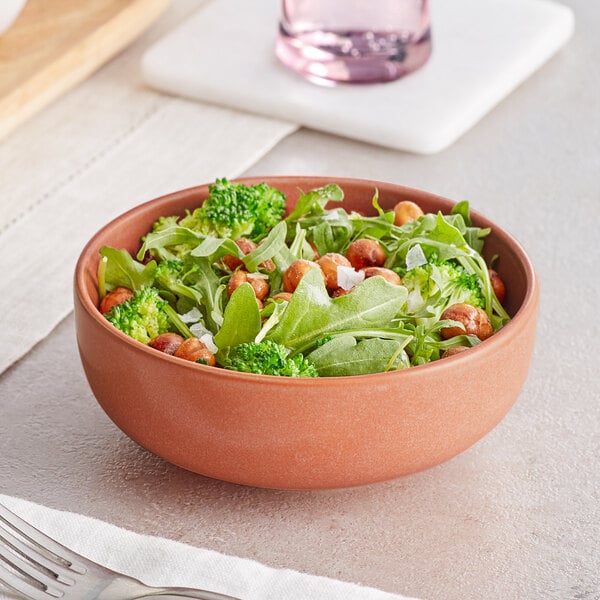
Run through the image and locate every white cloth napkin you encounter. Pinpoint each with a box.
[0,0,295,376]
[0,496,418,600]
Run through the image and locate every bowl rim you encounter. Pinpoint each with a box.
[74,175,539,384]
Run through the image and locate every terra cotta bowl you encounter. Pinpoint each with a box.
[74,177,538,490]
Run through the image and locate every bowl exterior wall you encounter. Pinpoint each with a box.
[74,177,539,489]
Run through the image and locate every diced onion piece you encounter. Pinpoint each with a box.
[406,288,424,313]
[190,322,211,338]
[199,333,218,354]
[180,307,203,324]
[406,244,427,271]
[337,266,365,291]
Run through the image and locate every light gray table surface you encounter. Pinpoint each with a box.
[1,1,599,599]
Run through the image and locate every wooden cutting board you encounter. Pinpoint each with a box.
[0,0,170,141]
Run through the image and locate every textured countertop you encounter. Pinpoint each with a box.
[1,1,599,599]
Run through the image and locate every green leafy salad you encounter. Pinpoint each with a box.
[97,179,510,377]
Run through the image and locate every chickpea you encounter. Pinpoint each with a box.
[440,303,493,341]
[489,269,506,305]
[222,238,256,271]
[99,287,134,314]
[393,200,424,226]
[283,259,322,293]
[149,333,184,355]
[227,270,269,300]
[246,273,270,300]
[331,287,352,298]
[361,266,402,285]
[255,239,277,272]
[317,253,351,290]
[345,239,386,270]
[173,338,216,366]
[260,258,276,273]
[441,346,469,359]
[227,270,248,297]
[272,292,293,302]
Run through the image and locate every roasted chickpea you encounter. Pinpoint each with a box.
[149,333,184,355]
[440,303,493,341]
[254,239,277,272]
[99,287,134,314]
[227,270,269,300]
[361,266,402,285]
[222,238,257,271]
[489,269,506,305]
[331,287,353,298]
[317,253,351,290]
[173,338,216,366]
[260,258,276,273]
[246,273,270,300]
[227,270,248,296]
[393,200,424,226]
[441,346,470,359]
[272,292,293,302]
[345,239,386,270]
[283,259,322,293]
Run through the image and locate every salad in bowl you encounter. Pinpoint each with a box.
[97,179,509,378]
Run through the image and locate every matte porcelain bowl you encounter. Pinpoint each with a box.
[74,177,538,490]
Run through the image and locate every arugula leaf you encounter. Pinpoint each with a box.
[185,257,225,332]
[256,299,289,343]
[137,226,205,260]
[451,200,472,227]
[190,236,240,259]
[242,221,287,271]
[308,335,408,376]
[310,209,355,255]
[267,268,408,352]
[100,246,156,291]
[213,283,261,351]
[285,184,344,222]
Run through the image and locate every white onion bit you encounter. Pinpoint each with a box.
[200,333,218,354]
[180,307,203,324]
[190,322,210,338]
[406,244,428,270]
[337,266,365,291]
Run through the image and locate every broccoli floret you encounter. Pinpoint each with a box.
[224,340,318,377]
[154,260,184,288]
[402,257,485,317]
[443,268,485,309]
[179,179,286,241]
[105,287,170,344]
[150,215,180,233]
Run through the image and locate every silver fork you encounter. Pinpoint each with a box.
[0,503,241,600]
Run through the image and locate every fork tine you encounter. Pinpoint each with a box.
[0,542,65,597]
[0,504,86,574]
[0,560,56,600]
[0,524,76,583]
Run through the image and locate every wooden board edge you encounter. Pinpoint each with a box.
[0,0,171,141]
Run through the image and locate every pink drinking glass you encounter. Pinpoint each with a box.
[276,0,432,85]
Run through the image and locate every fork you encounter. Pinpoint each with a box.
[0,503,241,600]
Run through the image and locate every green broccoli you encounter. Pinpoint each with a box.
[402,256,485,318]
[105,287,170,344]
[224,340,318,377]
[178,178,286,241]
[154,259,184,286]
